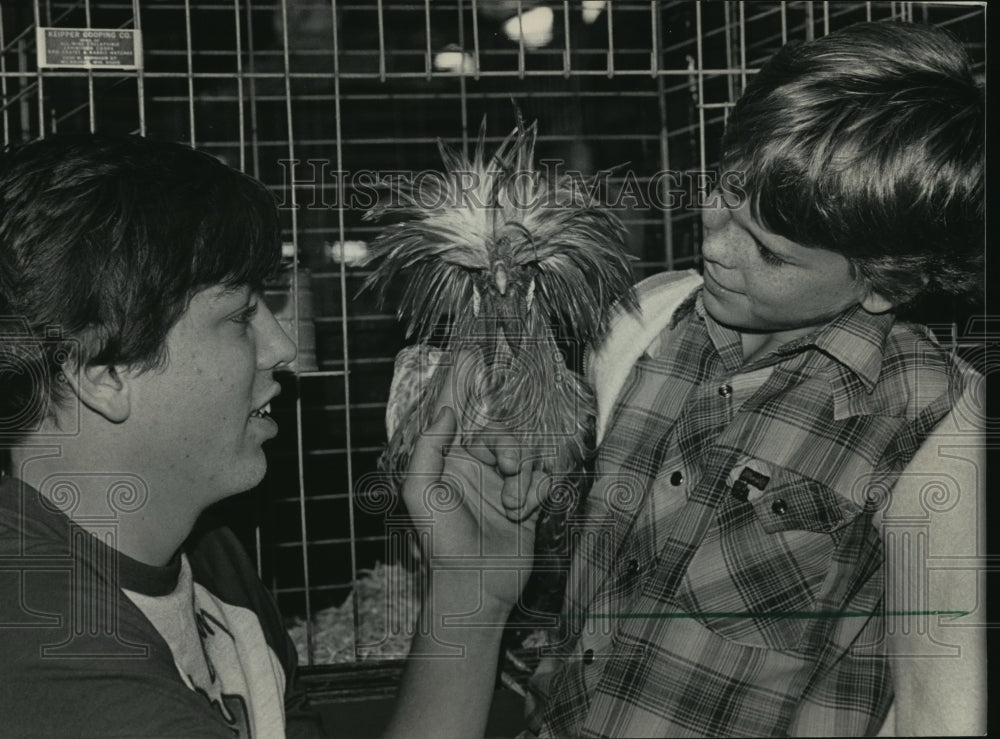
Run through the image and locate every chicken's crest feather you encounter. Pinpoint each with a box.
[361,116,637,345]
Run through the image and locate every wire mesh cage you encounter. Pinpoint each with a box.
[0,0,986,682]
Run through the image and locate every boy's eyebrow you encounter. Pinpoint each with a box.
[204,284,251,303]
[732,207,773,241]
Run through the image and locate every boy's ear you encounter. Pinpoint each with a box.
[860,290,893,315]
[61,361,131,423]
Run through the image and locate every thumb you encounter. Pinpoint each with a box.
[401,406,458,518]
[402,406,458,507]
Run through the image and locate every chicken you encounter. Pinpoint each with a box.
[361,114,636,680]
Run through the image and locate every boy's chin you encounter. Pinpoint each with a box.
[702,294,817,336]
[702,295,759,332]
[215,456,269,501]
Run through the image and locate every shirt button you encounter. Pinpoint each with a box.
[583,649,595,665]
[772,498,788,515]
[625,558,640,577]
[669,470,684,486]
[718,384,733,398]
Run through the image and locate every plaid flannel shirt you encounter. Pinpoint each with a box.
[527,286,967,738]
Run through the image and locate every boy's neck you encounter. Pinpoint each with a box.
[740,330,799,365]
[9,442,198,567]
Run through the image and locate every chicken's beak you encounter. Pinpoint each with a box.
[493,262,508,296]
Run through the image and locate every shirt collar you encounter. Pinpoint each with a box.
[809,304,894,390]
[690,288,895,390]
[692,294,746,371]
[0,475,183,593]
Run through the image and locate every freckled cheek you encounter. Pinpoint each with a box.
[746,274,794,312]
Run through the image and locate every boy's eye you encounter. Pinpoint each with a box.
[233,302,259,324]
[754,239,785,267]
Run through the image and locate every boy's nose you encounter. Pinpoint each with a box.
[701,200,731,231]
[700,204,736,267]
[259,303,298,370]
[272,326,298,368]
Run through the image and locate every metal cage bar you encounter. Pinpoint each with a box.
[326,0,361,669]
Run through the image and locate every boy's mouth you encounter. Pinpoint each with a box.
[704,268,740,295]
[250,402,272,420]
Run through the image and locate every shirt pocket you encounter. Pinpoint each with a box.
[669,472,861,651]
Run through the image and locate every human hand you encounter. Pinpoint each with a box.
[400,404,551,614]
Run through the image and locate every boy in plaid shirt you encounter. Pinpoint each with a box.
[393,20,984,738]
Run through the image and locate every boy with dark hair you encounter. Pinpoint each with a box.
[0,132,548,739]
[390,20,985,738]
[0,134,303,736]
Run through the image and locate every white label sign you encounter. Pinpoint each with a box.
[36,28,142,70]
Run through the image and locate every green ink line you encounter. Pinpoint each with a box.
[584,610,968,619]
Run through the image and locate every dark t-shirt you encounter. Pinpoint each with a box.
[0,476,304,738]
